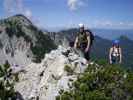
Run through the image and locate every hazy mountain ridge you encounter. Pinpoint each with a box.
[91,28,133,40]
[48,27,133,40]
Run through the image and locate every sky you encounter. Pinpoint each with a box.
[0,0,133,30]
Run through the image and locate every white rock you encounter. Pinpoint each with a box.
[123,73,127,79]
[14,46,87,100]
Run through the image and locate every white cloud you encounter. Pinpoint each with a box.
[16,0,23,12]
[67,0,85,11]
[24,9,32,19]
[4,0,14,15]
[3,0,44,29]
[68,0,77,10]
[119,22,124,25]
[93,20,113,27]
[4,0,24,16]
[3,0,33,19]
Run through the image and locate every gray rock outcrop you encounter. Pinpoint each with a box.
[14,46,87,100]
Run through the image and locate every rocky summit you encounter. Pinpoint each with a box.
[14,45,87,100]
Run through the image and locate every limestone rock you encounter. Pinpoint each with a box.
[14,46,87,100]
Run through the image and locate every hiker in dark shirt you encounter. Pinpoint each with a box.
[74,24,94,63]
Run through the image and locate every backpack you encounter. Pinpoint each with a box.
[85,29,94,45]
[77,30,94,48]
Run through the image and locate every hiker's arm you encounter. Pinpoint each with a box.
[109,48,112,64]
[85,35,91,52]
[74,37,78,48]
[119,48,122,63]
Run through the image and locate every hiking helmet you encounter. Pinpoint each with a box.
[79,23,84,28]
[112,39,120,45]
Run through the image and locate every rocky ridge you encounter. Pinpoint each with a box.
[14,45,87,100]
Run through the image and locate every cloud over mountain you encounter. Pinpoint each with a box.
[3,0,32,18]
[67,0,85,11]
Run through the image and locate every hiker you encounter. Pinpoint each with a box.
[74,23,94,63]
[109,40,122,64]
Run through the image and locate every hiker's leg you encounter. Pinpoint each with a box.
[80,43,86,58]
[80,43,91,64]
[111,56,117,64]
[111,60,115,64]
[116,56,120,64]
[84,50,90,64]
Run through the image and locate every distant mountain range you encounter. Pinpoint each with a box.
[91,28,133,40]
[47,27,133,40]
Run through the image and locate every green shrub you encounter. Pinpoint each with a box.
[0,61,16,100]
[57,60,133,100]
[64,65,74,75]
[95,59,108,66]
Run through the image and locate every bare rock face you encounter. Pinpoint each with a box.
[0,15,34,66]
[0,29,32,66]
[14,46,87,100]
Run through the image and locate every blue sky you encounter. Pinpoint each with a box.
[0,0,133,29]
